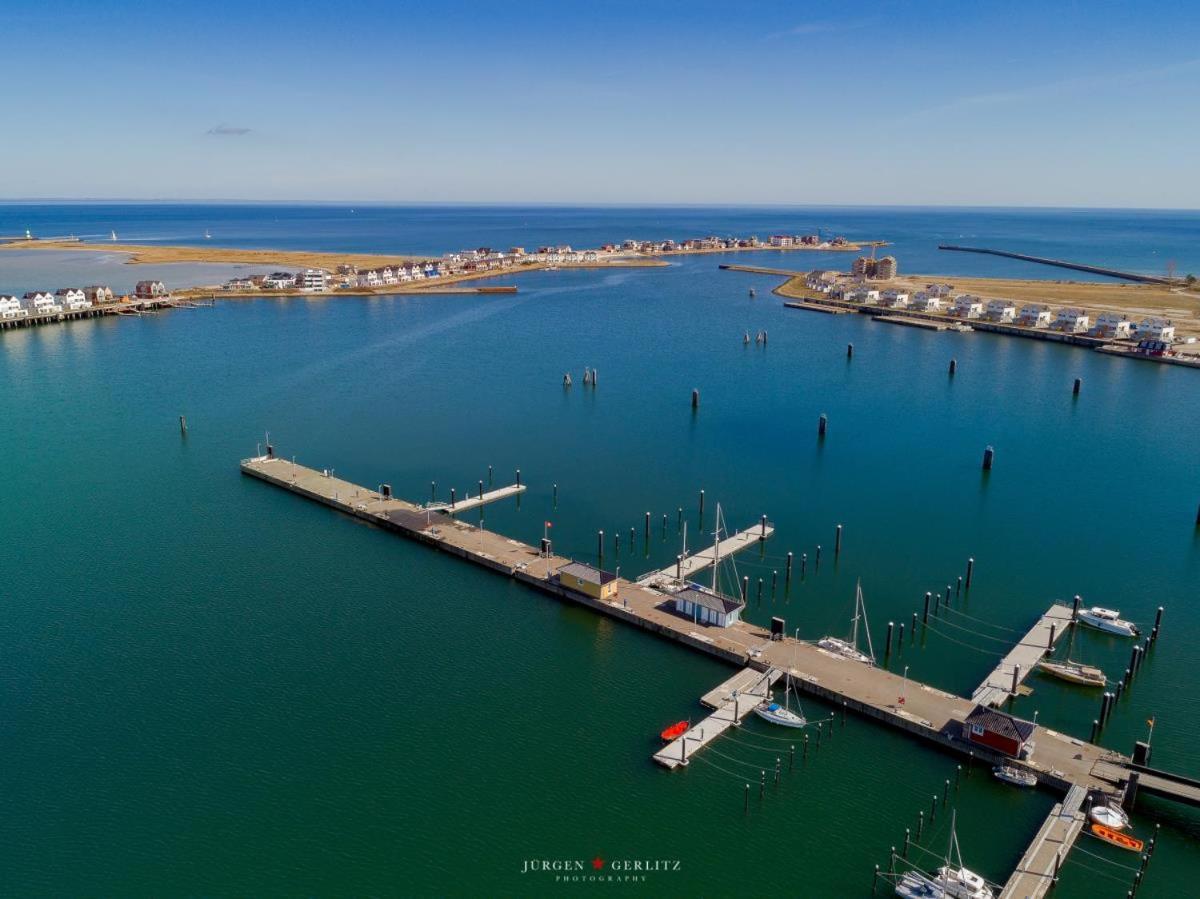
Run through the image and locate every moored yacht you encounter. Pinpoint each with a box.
[1077,606,1139,637]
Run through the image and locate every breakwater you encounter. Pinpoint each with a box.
[937,245,1172,284]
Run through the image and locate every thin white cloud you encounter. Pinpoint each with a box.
[207,124,252,136]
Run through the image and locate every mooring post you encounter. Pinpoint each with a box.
[756,578,763,605]
[644,511,651,541]
[760,770,765,800]
[1048,622,1057,650]
[917,810,924,840]
[965,557,974,589]
[801,553,807,578]
[886,622,894,656]
[815,544,822,569]
[1011,664,1021,695]
[898,621,905,645]
[662,513,667,537]
[1115,679,1124,702]
[744,783,749,814]
[785,552,793,585]
[889,849,895,876]
[698,490,705,522]
[911,612,917,639]
[691,388,699,409]
[1090,719,1100,743]
[179,415,187,434]
[930,794,937,823]
[835,524,843,555]
[955,765,962,791]
[629,526,635,551]
[1072,594,1082,619]
[1073,377,1082,396]
[943,779,950,806]
[982,445,994,470]
[945,584,952,608]
[450,487,456,508]
[774,758,781,787]
[676,554,683,580]
[818,413,827,437]
[677,507,683,531]
[597,530,604,565]
[789,744,794,771]
[771,570,778,600]
[923,592,931,624]
[431,481,436,502]
[904,828,911,859]
[515,469,520,487]
[761,514,768,538]
[741,577,749,602]
[803,734,809,759]
[842,701,847,727]
[1153,606,1163,640]
[873,865,879,894]
[967,751,973,775]
[1124,667,1132,688]
[847,342,854,359]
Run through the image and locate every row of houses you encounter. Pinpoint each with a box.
[1,285,118,319]
[223,270,331,291]
[806,271,1177,342]
[612,234,846,254]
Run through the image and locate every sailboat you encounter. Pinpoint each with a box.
[819,580,876,665]
[1038,618,1106,687]
[110,230,118,241]
[754,673,807,728]
[895,811,994,899]
[204,229,212,239]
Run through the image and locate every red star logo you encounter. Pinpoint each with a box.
[591,856,605,870]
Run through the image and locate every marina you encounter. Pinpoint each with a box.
[971,603,1076,708]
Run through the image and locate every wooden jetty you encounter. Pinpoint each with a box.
[998,784,1087,899]
[654,668,781,770]
[972,604,1075,708]
[637,522,774,588]
[0,297,174,331]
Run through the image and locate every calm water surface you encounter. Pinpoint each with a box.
[0,207,1197,896]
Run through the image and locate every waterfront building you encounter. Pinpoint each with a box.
[769,235,794,247]
[950,295,984,318]
[553,562,618,601]
[0,295,27,319]
[985,299,1017,323]
[925,282,955,297]
[852,256,873,277]
[910,292,942,312]
[134,280,167,299]
[874,255,897,279]
[671,586,743,628]
[55,288,91,310]
[83,285,114,304]
[1137,317,1176,342]
[358,270,382,288]
[1053,308,1090,333]
[880,290,909,308]
[23,291,62,314]
[1017,304,1053,328]
[224,277,256,291]
[262,273,295,290]
[297,269,331,291]
[962,706,1034,759]
[1090,311,1133,338]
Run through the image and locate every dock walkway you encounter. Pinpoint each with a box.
[637,523,774,588]
[426,483,526,515]
[972,604,1074,707]
[998,784,1087,899]
[654,668,781,769]
[240,452,1130,799]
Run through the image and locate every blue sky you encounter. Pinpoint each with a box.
[5,0,1200,206]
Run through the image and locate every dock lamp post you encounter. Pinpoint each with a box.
[900,665,910,709]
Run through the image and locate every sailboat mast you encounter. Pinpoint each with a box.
[711,504,721,592]
[858,581,876,664]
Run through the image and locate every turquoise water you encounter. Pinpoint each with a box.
[1,208,1197,896]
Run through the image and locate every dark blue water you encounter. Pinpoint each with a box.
[4,203,1199,280]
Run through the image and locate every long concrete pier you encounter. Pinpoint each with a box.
[240,451,1128,793]
[972,604,1075,708]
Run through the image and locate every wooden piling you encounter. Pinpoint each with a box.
[645,511,651,540]
[699,490,705,522]
[786,552,793,585]
[179,415,187,434]
[948,358,956,375]
[898,622,905,645]
[982,445,995,470]
[923,592,931,624]
[835,524,843,556]
[597,530,604,565]
[965,557,974,589]
[691,388,699,409]
[741,576,749,602]
[886,621,894,655]
[818,413,828,437]
[1073,377,1082,395]
[847,342,854,359]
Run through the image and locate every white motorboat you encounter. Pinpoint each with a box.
[1089,803,1130,831]
[992,765,1037,788]
[1077,607,1139,637]
[819,581,876,665]
[753,674,807,728]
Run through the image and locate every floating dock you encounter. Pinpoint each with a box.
[637,522,774,587]
[972,604,1075,707]
[426,483,527,515]
[998,784,1087,899]
[654,668,782,769]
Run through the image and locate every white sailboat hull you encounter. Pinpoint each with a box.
[753,702,806,728]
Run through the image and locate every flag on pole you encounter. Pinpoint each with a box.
[1147,717,1155,727]
[898,696,905,705]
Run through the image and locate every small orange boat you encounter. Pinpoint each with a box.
[660,721,689,741]
[1091,823,1143,852]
